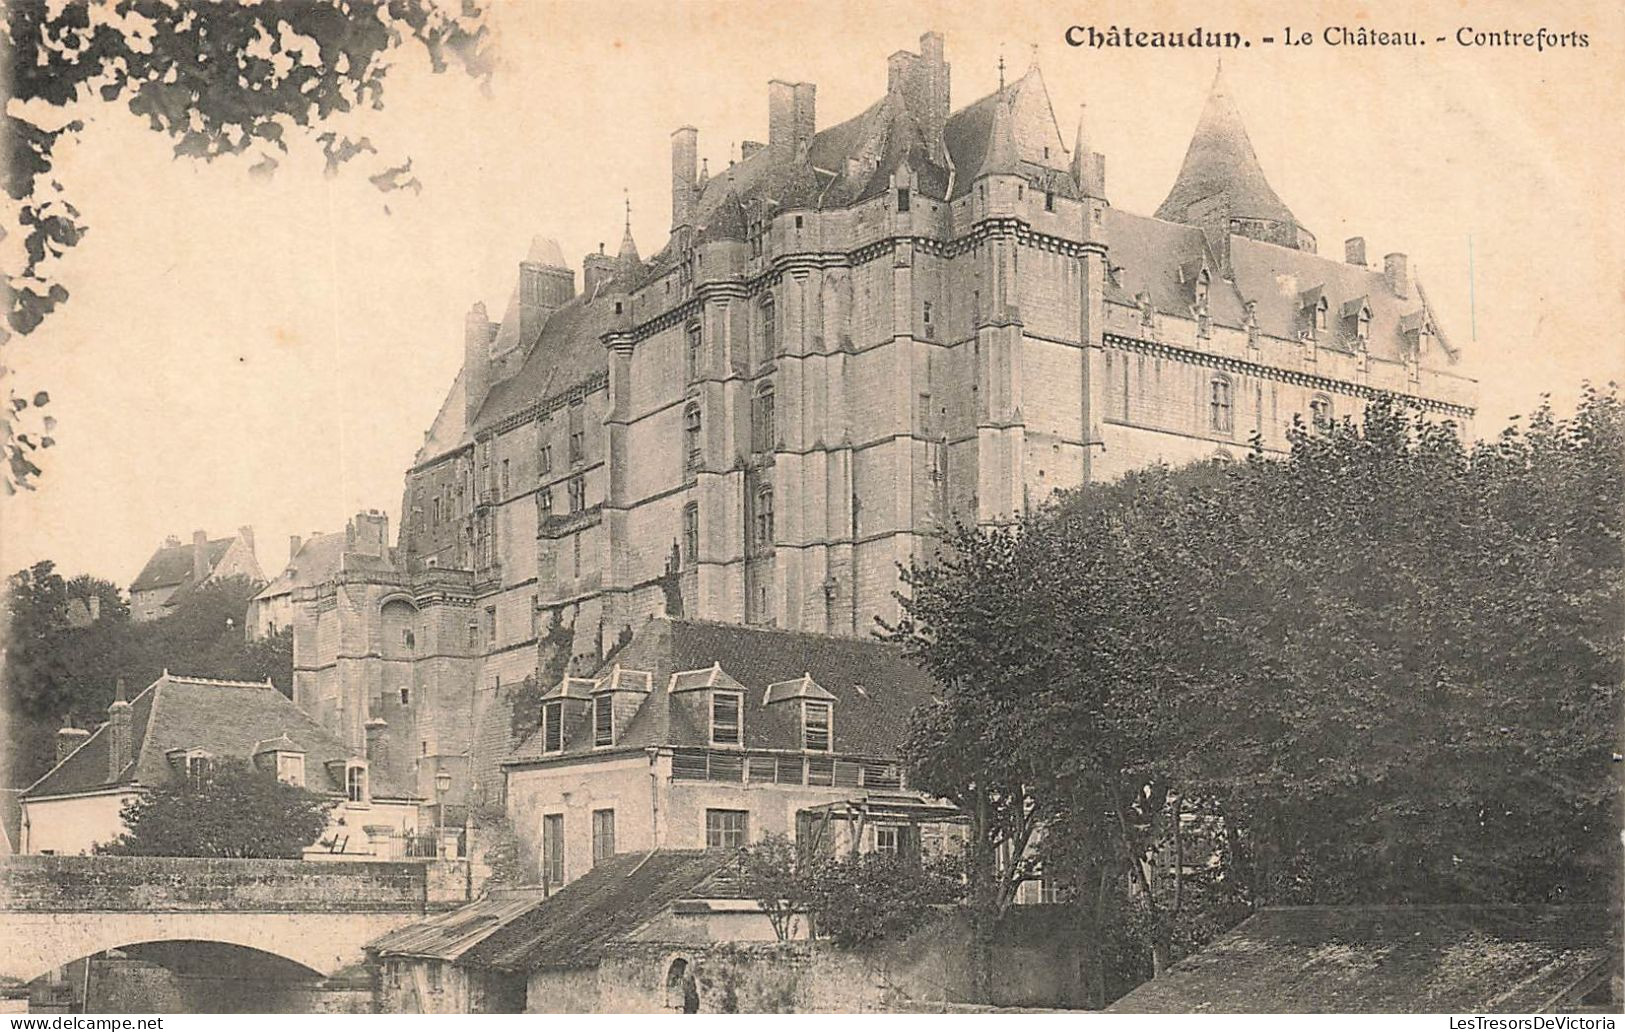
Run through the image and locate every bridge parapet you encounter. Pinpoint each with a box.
[0,855,469,913]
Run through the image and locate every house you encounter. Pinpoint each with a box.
[501,618,968,889]
[372,848,1089,1013]
[128,527,265,622]
[1106,905,1622,1013]
[249,531,343,639]
[19,673,423,858]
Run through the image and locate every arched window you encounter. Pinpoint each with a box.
[684,404,702,478]
[752,381,775,453]
[1209,376,1234,433]
[1310,394,1333,430]
[754,487,774,550]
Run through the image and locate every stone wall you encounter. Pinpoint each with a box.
[592,906,1089,1013]
[0,854,469,912]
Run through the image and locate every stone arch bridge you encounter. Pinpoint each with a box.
[0,855,468,984]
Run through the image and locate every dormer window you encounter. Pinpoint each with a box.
[1356,309,1370,341]
[593,694,614,748]
[1194,268,1210,309]
[1314,296,1329,333]
[896,188,910,213]
[183,750,213,786]
[542,700,564,754]
[345,761,368,804]
[802,700,832,752]
[277,752,305,788]
[710,691,742,747]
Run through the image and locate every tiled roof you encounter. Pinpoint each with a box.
[411,369,469,468]
[1107,905,1619,1013]
[23,674,419,801]
[508,619,936,764]
[459,850,733,972]
[254,532,345,601]
[943,67,1072,199]
[368,887,550,961]
[130,538,233,593]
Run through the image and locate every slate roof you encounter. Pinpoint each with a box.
[368,887,551,961]
[1102,207,1455,366]
[506,618,937,765]
[130,538,233,593]
[1107,905,1620,1014]
[1155,64,1306,235]
[459,850,733,972]
[253,532,345,602]
[22,674,419,801]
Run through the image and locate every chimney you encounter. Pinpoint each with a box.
[1344,237,1367,266]
[289,534,303,562]
[583,244,615,298]
[892,32,949,162]
[348,510,389,558]
[792,82,816,157]
[192,530,209,584]
[519,241,574,346]
[163,534,181,548]
[56,722,90,766]
[464,301,495,423]
[768,80,795,154]
[364,717,390,769]
[107,678,132,782]
[671,126,698,230]
[740,140,764,161]
[1383,252,1410,298]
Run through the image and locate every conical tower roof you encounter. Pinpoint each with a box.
[1156,65,1305,235]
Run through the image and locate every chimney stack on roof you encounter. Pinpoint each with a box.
[519,238,574,346]
[289,535,303,562]
[670,126,698,230]
[192,530,209,584]
[107,678,132,783]
[464,301,496,424]
[887,32,950,164]
[1384,252,1410,298]
[768,80,816,158]
[583,244,615,298]
[56,720,90,766]
[1345,237,1367,266]
[347,511,390,559]
[237,525,255,557]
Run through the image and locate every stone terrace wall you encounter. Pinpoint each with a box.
[0,855,469,912]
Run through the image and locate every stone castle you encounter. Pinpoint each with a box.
[283,33,1476,806]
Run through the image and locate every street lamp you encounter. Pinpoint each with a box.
[434,770,452,858]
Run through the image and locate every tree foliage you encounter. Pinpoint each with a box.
[736,835,965,949]
[2,0,493,491]
[3,564,291,787]
[887,386,1623,996]
[97,757,334,859]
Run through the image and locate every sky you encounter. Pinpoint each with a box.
[3,0,1622,588]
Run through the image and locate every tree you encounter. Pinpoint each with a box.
[2,0,493,491]
[3,567,292,787]
[97,758,335,858]
[891,385,1623,1001]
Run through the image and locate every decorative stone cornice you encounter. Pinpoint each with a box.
[1103,332,1476,420]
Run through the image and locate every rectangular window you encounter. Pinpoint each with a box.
[568,404,585,464]
[710,692,742,746]
[542,701,563,753]
[1044,190,1055,212]
[485,606,497,645]
[346,764,366,803]
[538,489,552,520]
[591,809,615,864]
[686,325,702,383]
[501,459,510,497]
[568,477,586,514]
[593,694,613,747]
[896,187,910,212]
[875,825,900,856]
[539,444,552,475]
[542,813,564,887]
[705,809,749,850]
[803,700,832,752]
[681,503,699,568]
[807,755,835,787]
[399,686,411,706]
